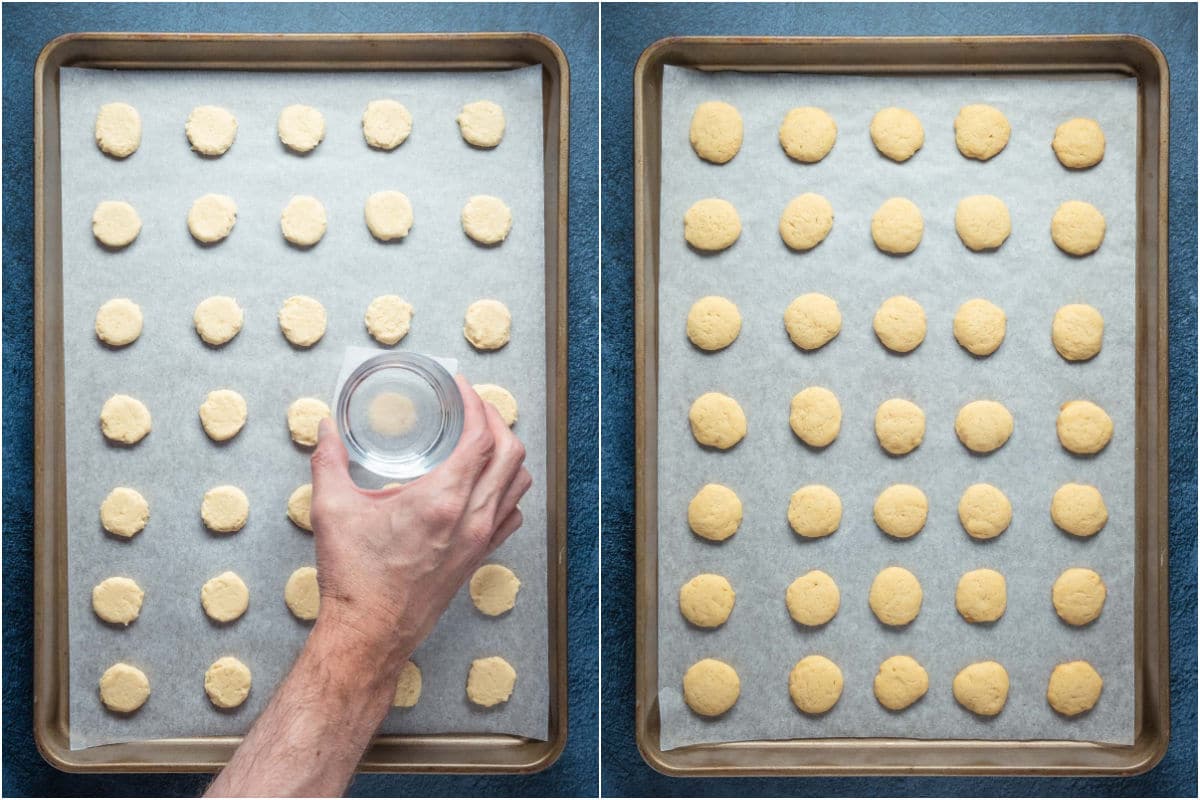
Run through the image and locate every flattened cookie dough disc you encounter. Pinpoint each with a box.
[684,198,741,251]
[954,104,1010,161]
[461,195,512,244]
[869,566,922,626]
[199,389,247,442]
[682,658,739,717]
[362,99,412,150]
[1048,661,1103,716]
[364,191,414,242]
[463,299,512,350]
[92,201,141,248]
[954,299,1007,356]
[953,661,1009,716]
[285,566,320,620]
[277,104,325,153]
[100,487,149,537]
[278,295,327,347]
[786,570,840,626]
[690,101,743,164]
[194,296,244,346]
[95,102,141,158]
[789,386,841,448]
[1052,304,1104,361]
[95,298,143,347]
[457,100,505,148]
[874,655,929,711]
[874,398,925,455]
[201,485,249,533]
[393,661,422,707]
[687,296,741,351]
[679,573,735,628]
[787,484,842,539]
[778,106,837,163]
[467,656,517,707]
[1053,118,1105,169]
[1056,400,1113,454]
[873,296,926,353]
[689,392,747,450]
[789,655,843,714]
[365,294,414,345]
[784,293,841,351]
[205,656,252,709]
[958,483,1012,540]
[873,484,928,539]
[870,107,924,162]
[955,195,1011,252]
[368,391,411,435]
[92,576,144,625]
[955,400,1013,453]
[201,571,250,623]
[1051,201,1105,256]
[188,192,238,244]
[687,483,742,541]
[473,384,518,427]
[100,394,151,444]
[280,195,327,247]
[470,564,522,616]
[871,198,923,255]
[955,568,1007,623]
[1052,567,1106,625]
[287,397,331,447]
[779,193,834,251]
[186,105,238,156]
[1051,483,1108,537]
[99,663,150,713]
[287,483,313,532]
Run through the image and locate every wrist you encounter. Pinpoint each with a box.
[313,603,416,679]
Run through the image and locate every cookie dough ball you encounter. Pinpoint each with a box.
[194,296,243,346]
[99,663,149,713]
[958,483,1012,540]
[463,299,512,350]
[1051,201,1106,256]
[1051,483,1108,537]
[873,484,928,539]
[470,564,521,616]
[92,200,141,248]
[100,487,149,538]
[954,299,1007,356]
[874,655,929,711]
[278,295,326,347]
[362,99,412,150]
[474,384,518,427]
[393,661,422,707]
[686,296,741,351]
[784,293,841,351]
[100,394,151,444]
[870,107,924,162]
[92,576,144,625]
[684,198,741,251]
[287,483,313,532]
[1057,400,1113,454]
[682,658,739,717]
[95,102,141,158]
[287,397,331,447]
[364,191,414,242]
[1052,567,1107,625]
[1053,118,1105,169]
[365,294,414,345]
[788,484,842,539]
[874,398,925,455]
[956,568,1007,623]
[285,566,320,620]
[467,656,517,707]
[871,198,923,255]
[1047,661,1103,716]
[955,400,1013,453]
[199,389,247,442]
[689,392,747,449]
[789,387,841,448]
[205,656,251,709]
[95,298,143,347]
[955,104,1010,160]
[186,105,237,156]
[278,104,325,153]
[873,295,927,353]
[955,195,1011,251]
[1052,304,1104,361]
[778,107,837,163]
[953,661,1009,716]
[687,483,742,541]
[789,655,843,714]
[869,566,922,626]
[201,571,250,623]
[679,573,735,628]
[689,101,743,164]
[281,195,327,247]
[786,570,839,626]
[201,485,249,533]
[457,100,505,148]
[779,193,834,251]
[461,195,512,245]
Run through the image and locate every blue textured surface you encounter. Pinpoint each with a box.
[600,3,1196,796]
[2,3,597,796]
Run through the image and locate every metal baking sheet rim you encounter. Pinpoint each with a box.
[633,35,1169,777]
[33,32,569,774]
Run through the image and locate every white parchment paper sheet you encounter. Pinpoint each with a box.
[60,65,548,749]
[656,66,1136,750]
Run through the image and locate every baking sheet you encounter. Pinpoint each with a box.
[60,65,548,749]
[656,66,1136,750]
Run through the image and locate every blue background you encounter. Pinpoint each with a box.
[1,2,597,796]
[600,2,1196,797]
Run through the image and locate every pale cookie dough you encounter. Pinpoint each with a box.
[679,573,735,628]
[457,100,505,148]
[277,104,325,153]
[789,386,841,448]
[784,293,841,351]
[1048,661,1103,716]
[364,294,414,345]
[285,566,320,620]
[1051,201,1105,256]
[689,392,747,449]
[786,570,839,626]
[1052,567,1107,625]
[201,485,249,533]
[461,195,512,245]
[1053,118,1105,169]
[201,571,250,623]
[364,191,414,242]
[687,483,742,541]
[1051,483,1108,537]
[474,384,518,427]
[92,200,141,248]
[466,656,517,707]
[684,198,741,251]
[874,655,929,711]
[956,568,1007,623]
[953,661,1009,716]
[869,566,922,626]
[789,655,843,715]
[188,194,238,243]
[779,193,834,251]
[955,195,1011,251]
[281,195,327,247]
[778,106,837,163]
[99,663,150,713]
[870,107,924,162]
[100,394,151,444]
[287,397,331,447]
[95,298,143,346]
[278,295,327,347]
[470,564,522,616]
[95,102,141,158]
[1056,400,1113,454]
[287,483,313,532]
[205,656,252,709]
[362,99,412,150]
[100,487,149,538]
[955,400,1013,453]
[92,576,144,625]
[954,299,1007,355]
[393,661,422,707]
[958,483,1012,540]
[954,104,1010,161]
[682,658,739,717]
[1052,304,1104,361]
[874,398,925,455]
[873,295,926,353]
[689,101,743,164]
[194,296,243,346]
[787,484,842,539]
[199,389,247,442]
[369,392,418,436]
[686,296,741,351]
[186,105,238,156]
[463,299,512,350]
[873,484,928,539]
[871,198,923,254]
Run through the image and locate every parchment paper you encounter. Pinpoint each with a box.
[59,65,548,749]
[656,67,1137,750]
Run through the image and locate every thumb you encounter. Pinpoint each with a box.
[310,418,353,496]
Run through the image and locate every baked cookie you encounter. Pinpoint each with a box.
[1056,400,1113,454]
[1051,483,1108,537]
[778,107,837,163]
[953,661,1009,716]
[1047,661,1103,716]
[1052,567,1106,625]
[954,104,1010,160]
[873,296,926,353]
[687,296,741,351]
[1053,118,1105,169]
[1052,304,1104,361]
[689,101,743,164]
[786,570,840,626]
[1051,201,1105,256]
[779,193,834,251]
[463,299,511,351]
[874,398,925,455]
[869,566,922,626]
[95,102,141,158]
[954,400,1013,453]
[784,293,841,351]
[683,658,739,717]
[955,568,1007,623]
[874,655,928,711]
[873,484,928,539]
[954,299,1007,356]
[789,655,843,714]
[687,483,742,541]
[95,298,143,347]
[958,483,1012,540]
[684,198,741,251]
[689,392,747,450]
[100,394,152,444]
[870,107,924,162]
[787,484,842,538]
[679,573,735,628]
[871,198,923,254]
[789,387,841,448]
[955,195,1011,251]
